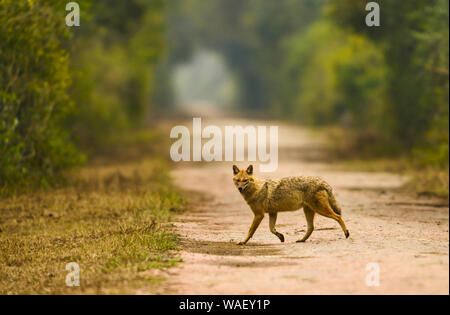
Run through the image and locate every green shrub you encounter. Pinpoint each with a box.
[0,1,84,192]
[68,0,166,151]
[284,22,386,132]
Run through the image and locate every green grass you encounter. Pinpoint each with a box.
[0,155,185,294]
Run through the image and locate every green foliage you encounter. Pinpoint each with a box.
[0,0,167,193]
[327,0,449,165]
[165,0,323,111]
[166,0,448,169]
[1,0,448,193]
[69,0,166,150]
[414,0,449,169]
[0,0,84,191]
[284,21,386,130]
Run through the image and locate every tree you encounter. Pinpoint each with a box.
[0,0,83,189]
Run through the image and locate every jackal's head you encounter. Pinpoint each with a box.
[232,165,254,193]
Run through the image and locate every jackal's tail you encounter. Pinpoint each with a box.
[328,192,342,215]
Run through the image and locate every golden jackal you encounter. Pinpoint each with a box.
[233,165,349,245]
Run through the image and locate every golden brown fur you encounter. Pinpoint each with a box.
[233,165,349,245]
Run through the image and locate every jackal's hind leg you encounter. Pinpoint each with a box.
[314,191,349,239]
[297,206,315,242]
[269,213,284,242]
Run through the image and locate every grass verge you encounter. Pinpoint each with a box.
[0,133,185,294]
[320,126,449,199]
[406,168,449,199]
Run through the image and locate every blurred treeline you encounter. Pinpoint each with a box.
[161,0,449,168]
[0,0,166,191]
[0,0,449,193]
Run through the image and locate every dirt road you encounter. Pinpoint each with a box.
[166,116,449,294]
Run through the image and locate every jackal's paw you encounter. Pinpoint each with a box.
[345,230,350,239]
[237,241,247,245]
[277,233,285,243]
[296,239,306,243]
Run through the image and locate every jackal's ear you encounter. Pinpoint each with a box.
[233,165,240,175]
[246,165,253,175]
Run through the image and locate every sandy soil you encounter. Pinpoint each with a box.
[165,117,449,295]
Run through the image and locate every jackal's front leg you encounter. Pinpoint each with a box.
[238,214,264,245]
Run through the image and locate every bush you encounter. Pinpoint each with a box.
[0,1,84,192]
[284,22,386,133]
[68,0,166,151]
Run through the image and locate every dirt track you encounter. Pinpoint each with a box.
[166,116,449,294]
